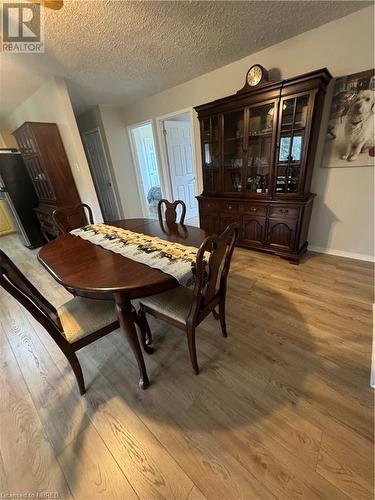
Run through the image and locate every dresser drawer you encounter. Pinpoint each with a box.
[241,204,267,216]
[199,199,218,211]
[220,201,239,212]
[269,206,300,220]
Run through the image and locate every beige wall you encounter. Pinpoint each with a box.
[3,77,102,222]
[0,129,17,148]
[121,6,374,260]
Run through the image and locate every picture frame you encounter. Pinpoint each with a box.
[322,69,375,168]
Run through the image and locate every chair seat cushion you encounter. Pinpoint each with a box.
[140,286,193,324]
[57,297,118,343]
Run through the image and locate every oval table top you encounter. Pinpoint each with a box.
[38,218,208,299]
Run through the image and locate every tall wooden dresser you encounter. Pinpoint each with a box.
[13,122,84,240]
[194,68,332,263]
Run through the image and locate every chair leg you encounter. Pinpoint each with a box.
[67,352,86,395]
[135,309,154,354]
[218,300,228,338]
[186,326,199,374]
[212,308,220,320]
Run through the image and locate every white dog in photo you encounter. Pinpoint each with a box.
[341,90,375,161]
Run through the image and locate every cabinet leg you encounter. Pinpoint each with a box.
[288,258,300,265]
[277,254,300,265]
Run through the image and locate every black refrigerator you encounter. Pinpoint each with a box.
[0,149,45,248]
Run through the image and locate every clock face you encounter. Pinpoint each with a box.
[247,65,263,86]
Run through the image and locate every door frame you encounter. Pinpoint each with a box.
[156,107,200,205]
[81,127,121,220]
[127,119,164,218]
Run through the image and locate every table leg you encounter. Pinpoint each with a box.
[115,293,150,389]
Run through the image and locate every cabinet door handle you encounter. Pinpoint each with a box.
[228,205,232,209]
[279,208,289,213]
[250,207,257,212]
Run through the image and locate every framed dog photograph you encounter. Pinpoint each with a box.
[323,69,375,168]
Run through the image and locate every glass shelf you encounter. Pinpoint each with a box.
[276,94,310,194]
[223,109,245,192]
[275,163,301,193]
[225,137,243,142]
[249,132,273,139]
[281,95,309,132]
[278,126,305,135]
[245,102,275,194]
[202,116,221,192]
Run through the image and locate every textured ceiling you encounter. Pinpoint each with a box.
[0,0,371,118]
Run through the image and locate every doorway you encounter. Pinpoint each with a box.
[158,111,198,225]
[128,122,161,218]
[82,128,120,221]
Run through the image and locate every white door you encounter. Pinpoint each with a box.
[164,120,197,219]
[144,137,159,187]
[130,123,161,218]
[82,129,120,221]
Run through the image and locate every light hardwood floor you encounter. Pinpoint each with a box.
[0,233,373,500]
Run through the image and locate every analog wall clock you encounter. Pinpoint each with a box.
[246,65,269,87]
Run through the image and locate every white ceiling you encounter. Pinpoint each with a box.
[0,0,371,119]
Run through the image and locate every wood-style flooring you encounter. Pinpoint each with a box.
[0,233,373,499]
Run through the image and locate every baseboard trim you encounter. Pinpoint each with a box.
[371,305,375,389]
[309,245,374,262]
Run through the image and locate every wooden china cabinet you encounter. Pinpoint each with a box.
[195,67,332,263]
[13,122,84,240]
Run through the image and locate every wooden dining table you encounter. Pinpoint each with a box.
[38,218,209,390]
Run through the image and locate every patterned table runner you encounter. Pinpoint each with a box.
[71,224,200,287]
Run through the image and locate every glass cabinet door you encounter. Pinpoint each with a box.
[275,93,311,194]
[222,110,244,193]
[245,101,276,195]
[202,116,221,192]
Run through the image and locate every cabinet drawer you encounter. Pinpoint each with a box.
[241,204,267,216]
[199,199,218,211]
[220,201,239,212]
[269,206,300,220]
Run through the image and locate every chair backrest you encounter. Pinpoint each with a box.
[52,203,94,234]
[0,249,63,335]
[190,223,239,318]
[158,199,186,225]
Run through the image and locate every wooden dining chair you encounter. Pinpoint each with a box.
[52,203,94,234]
[0,249,150,395]
[138,223,239,374]
[157,199,186,225]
